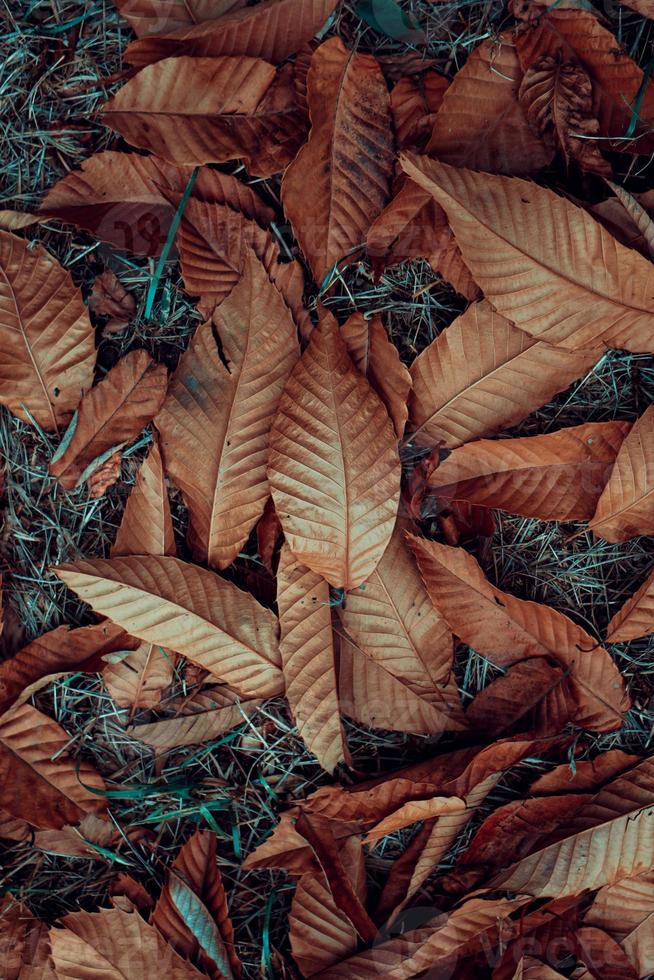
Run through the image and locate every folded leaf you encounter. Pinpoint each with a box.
[112,436,176,558]
[401,154,654,353]
[268,314,401,588]
[104,56,306,177]
[606,565,654,642]
[50,350,168,491]
[390,71,448,149]
[289,872,359,976]
[53,555,283,697]
[0,230,95,431]
[0,702,106,830]
[157,249,299,570]
[427,420,630,521]
[282,37,394,285]
[426,37,553,173]
[124,0,339,67]
[408,300,599,448]
[588,404,654,542]
[409,536,629,732]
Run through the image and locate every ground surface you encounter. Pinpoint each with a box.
[1,1,654,976]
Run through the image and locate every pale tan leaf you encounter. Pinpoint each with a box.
[40,152,274,257]
[112,436,176,558]
[0,702,106,830]
[277,544,348,773]
[408,300,600,449]
[52,555,283,697]
[427,420,630,521]
[50,906,206,979]
[585,871,654,976]
[103,642,174,711]
[104,56,306,177]
[341,314,412,439]
[268,314,401,589]
[289,872,359,977]
[49,350,167,490]
[605,179,654,260]
[124,0,338,67]
[363,795,466,845]
[128,692,261,750]
[115,0,246,36]
[0,210,43,231]
[85,450,123,499]
[588,404,654,542]
[157,249,299,570]
[0,231,95,431]
[426,37,553,173]
[401,154,654,353]
[619,0,654,16]
[282,37,394,285]
[606,565,654,642]
[408,536,629,732]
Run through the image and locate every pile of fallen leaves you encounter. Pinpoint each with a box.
[2,0,654,976]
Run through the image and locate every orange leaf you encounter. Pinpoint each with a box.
[282,37,394,285]
[465,659,569,738]
[129,688,261,750]
[115,0,246,36]
[390,71,448,150]
[606,565,654,643]
[112,436,176,558]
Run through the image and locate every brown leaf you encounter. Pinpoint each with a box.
[115,0,246,36]
[156,249,299,570]
[341,313,412,439]
[282,37,394,285]
[619,0,654,16]
[408,535,629,732]
[366,179,480,300]
[87,270,136,335]
[425,37,553,174]
[128,688,261,750]
[152,829,241,979]
[49,906,206,979]
[466,659,569,738]
[390,71,449,150]
[514,8,654,151]
[104,56,307,177]
[588,404,654,541]
[574,926,639,980]
[268,313,401,589]
[289,872,359,976]
[103,642,174,711]
[0,231,95,431]
[519,53,611,176]
[0,702,106,830]
[606,564,654,643]
[124,0,339,67]
[603,180,654,261]
[529,750,639,794]
[86,450,123,499]
[408,300,600,449]
[585,871,654,977]
[277,544,348,773]
[40,152,274,257]
[402,154,654,353]
[49,350,167,491]
[112,436,176,558]
[53,555,283,698]
[426,420,630,521]
[256,499,282,575]
[0,896,56,980]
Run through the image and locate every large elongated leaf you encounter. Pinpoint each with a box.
[289,872,359,976]
[408,536,629,732]
[50,350,168,490]
[277,544,348,773]
[115,0,246,36]
[606,566,654,643]
[0,702,106,830]
[425,37,553,173]
[408,300,599,448]
[104,57,306,177]
[427,420,630,521]
[157,249,299,570]
[466,659,569,738]
[401,154,654,353]
[50,907,205,979]
[588,404,654,542]
[282,37,394,285]
[268,314,401,589]
[40,152,274,257]
[53,556,283,698]
[124,0,338,67]
[0,231,95,431]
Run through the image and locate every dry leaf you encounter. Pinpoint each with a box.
[606,565,654,643]
[277,544,348,773]
[341,313,412,439]
[573,926,639,980]
[401,154,654,353]
[86,450,123,499]
[529,750,638,794]
[0,702,106,829]
[408,535,629,732]
[112,436,176,558]
[519,53,611,176]
[103,642,174,711]
[268,313,401,589]
[0,230,95,431]
[588,404,654,541]
[426,420,630,521]
[104,56,307,177]
[603,180,654,260]
[466,659,569,738]
[88,270,136,335]
[156,248,299,570]
[289,871,359,976]
[129,689,261,750]
[124,0,339,66]
[390,71,449,149]
[282,37,394,285]
[49,350,168,491]
[0,896,56,980]
[408,300,600,449]
[53,555,283,697]
[618,0,654,15]
[115,0,246,36]
[585,871,654,977]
